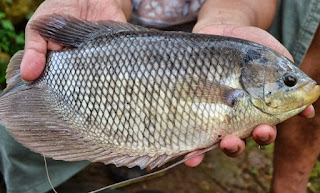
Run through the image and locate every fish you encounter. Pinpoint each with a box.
[0,14,319,170]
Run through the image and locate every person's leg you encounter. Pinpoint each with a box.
[0,125,89,193]
[271,104,320,193]
[271,27,320,193]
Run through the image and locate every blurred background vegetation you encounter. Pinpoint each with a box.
[0,0,43,89]
[0,0,319,192]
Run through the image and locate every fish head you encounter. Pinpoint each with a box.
[241,48,320,121]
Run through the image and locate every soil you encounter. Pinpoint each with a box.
[60,138,320,193]
[66,139,274,193]
[0,139,319,193]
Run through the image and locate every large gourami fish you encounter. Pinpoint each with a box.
[0,15,319,170]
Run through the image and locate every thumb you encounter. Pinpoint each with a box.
[20,24,47,82]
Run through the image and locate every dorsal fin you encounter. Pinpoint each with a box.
[31,14,152,47]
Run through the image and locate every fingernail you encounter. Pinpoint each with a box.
[308,110,315,118]
[260,136,269,142]
[226,146,238,153]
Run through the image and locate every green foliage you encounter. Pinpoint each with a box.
[310,160,320,178]
[0,12,25,89]
[26,11,34,20]
[0,60,7,86]
[0,12,25,55]
[246,137,274,154]
[308,162,320,193]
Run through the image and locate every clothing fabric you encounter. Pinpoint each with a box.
[131,0,205,27]
[0,0,319,192]
[269,0,320,65]
[0,125,89,193]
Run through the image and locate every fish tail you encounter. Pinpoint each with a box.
[0,97,6,122]
[1,50,28,98]
[0,50,29,122]
[0,53,100,162]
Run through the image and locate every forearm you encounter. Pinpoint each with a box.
[194,0,277,32]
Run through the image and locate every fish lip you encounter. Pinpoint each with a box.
[300,83,320,105]
[273,83,320,122]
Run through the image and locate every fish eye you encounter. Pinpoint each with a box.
[283,74,297,87]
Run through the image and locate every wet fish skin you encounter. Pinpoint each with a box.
[0,15,319,169]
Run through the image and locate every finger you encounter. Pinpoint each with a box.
[252,124,277,145]
[193,25,293,62]
[299,105,315,118]
[184,151,205,167]
[194,0,277,31]
[86,0,131,22]
[116,0,132,20]
[220,135,245,157]
[48,42,64,50]
[20,23,47,81]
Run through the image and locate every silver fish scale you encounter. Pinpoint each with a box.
[39,32,253,157]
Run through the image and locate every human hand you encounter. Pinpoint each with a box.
[184,0,316,167]
[21,0,132,81]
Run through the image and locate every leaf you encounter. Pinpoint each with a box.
[0,39,9,52]
[1,20,14,31]
[310,161,320,178]
[26,12,34,20]
[5,0,12,4]
[15,32,25,45]
[0,12,6,20]
[0,59,8,88]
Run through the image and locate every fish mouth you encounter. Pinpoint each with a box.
[274,84,320,122]
[301,83,320,105]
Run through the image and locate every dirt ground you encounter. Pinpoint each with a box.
[0,138,319,193]
[65,138,320,193]
[64,139,280,193]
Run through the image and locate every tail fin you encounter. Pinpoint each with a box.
[0,50,29,124]
[1,50,28,97]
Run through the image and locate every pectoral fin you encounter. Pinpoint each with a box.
[177,78,245,107]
